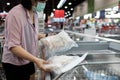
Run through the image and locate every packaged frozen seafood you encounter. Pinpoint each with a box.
[40,30,78,55]
[44,53,88,74]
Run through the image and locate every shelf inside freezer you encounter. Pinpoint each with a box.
[54,63,120,80]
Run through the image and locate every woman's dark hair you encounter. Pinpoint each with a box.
[21,0,32,10]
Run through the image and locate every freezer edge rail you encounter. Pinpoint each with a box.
[65,30,120,44]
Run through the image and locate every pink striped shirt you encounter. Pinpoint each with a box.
[2,4,39,65]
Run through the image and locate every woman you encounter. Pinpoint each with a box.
[2,0,51,80]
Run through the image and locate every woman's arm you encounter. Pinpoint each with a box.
[10,46,50,71]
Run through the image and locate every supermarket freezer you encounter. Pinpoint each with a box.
[38,32,120,80]
[51,41,120,79]
[50,31,120,80]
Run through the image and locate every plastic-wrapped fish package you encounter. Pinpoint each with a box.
[44,53,88,75]
[40,30,78,57]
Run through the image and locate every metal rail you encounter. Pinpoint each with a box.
[66,30,120,44]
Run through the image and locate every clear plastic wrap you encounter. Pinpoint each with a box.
[40,30,78,56]
[44,53,88,74]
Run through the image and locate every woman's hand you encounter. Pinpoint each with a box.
[35,58,52,72]
[38,34,46,40]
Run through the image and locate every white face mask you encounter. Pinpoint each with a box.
[33,2,46,12]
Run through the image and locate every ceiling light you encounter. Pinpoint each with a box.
[65,12,67,14]
[68,2,72,5]
[6,2,10,6]
[57,0,66,9]
[53,9,56,11]
[70,8,73,11]
[65,6,68,9]
[67,11,70,13]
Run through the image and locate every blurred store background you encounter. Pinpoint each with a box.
[0,0,120,35]
[1,0,120,80]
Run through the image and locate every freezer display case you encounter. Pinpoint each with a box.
[52,48,120,80]
[45,30,120,80]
